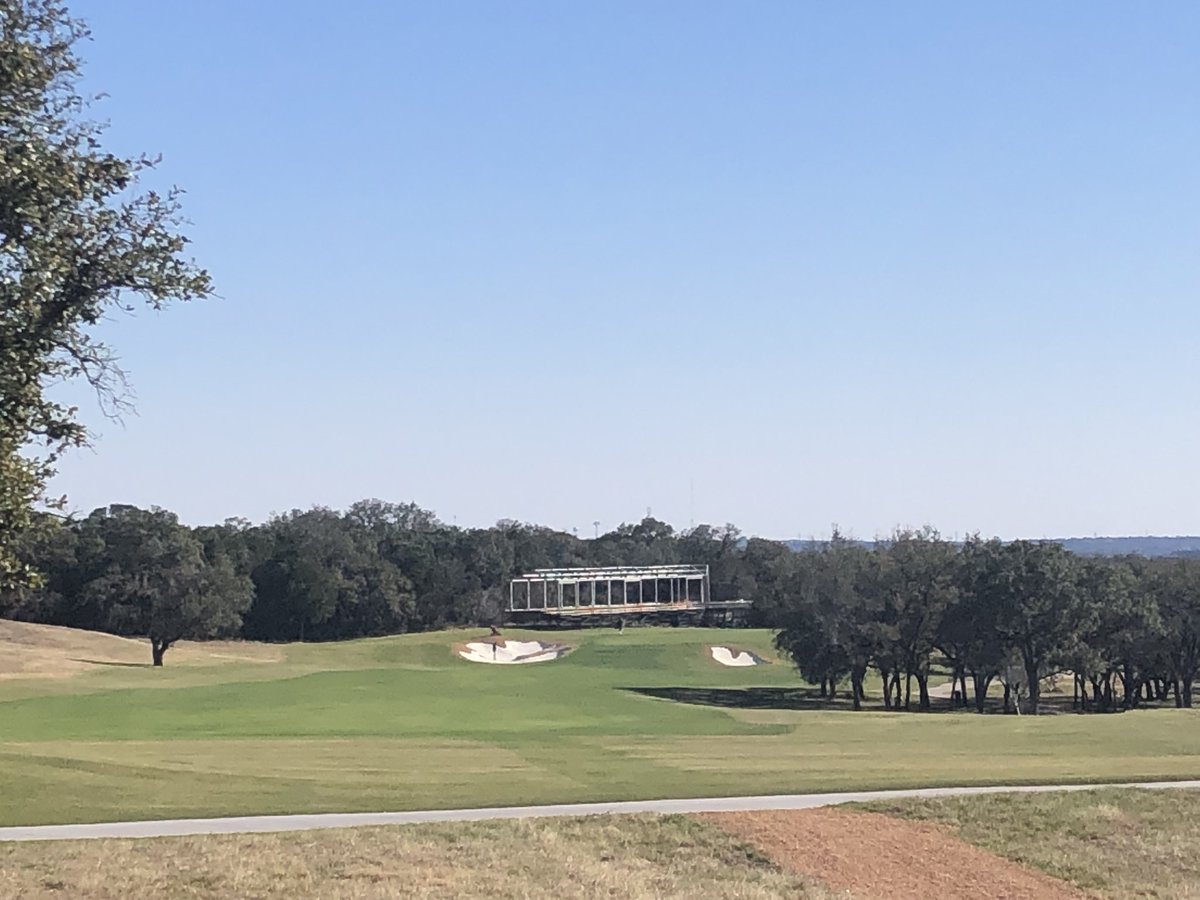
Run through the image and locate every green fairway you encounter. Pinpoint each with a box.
[1,625,1199,826]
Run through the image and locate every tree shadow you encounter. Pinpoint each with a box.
[69,657,151,669]
[624,686,848,711]
[624,685,1098,715]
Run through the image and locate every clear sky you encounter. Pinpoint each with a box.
[52,1,1200,540]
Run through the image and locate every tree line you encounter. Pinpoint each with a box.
[0,503,756,664]
[765,529,1200,713]
[2,506,1198,715]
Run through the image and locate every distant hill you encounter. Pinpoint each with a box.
[1054,536,1200,558]
[784,536,1200,558]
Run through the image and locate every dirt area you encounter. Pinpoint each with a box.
[700,807,1091,900]
[0,620,280,679]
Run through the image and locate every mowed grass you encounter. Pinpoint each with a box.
[1,623,1199,826]
[864,787,1200,898]
[0,815,837,900]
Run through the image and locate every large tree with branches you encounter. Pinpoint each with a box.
[0,0,210,586]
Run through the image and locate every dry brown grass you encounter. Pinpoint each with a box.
[0,620,280,680]
[0,815,839,900]
[864,787,1200,898]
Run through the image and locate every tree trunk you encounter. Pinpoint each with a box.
[947,664,965,706]
[850,669,864,712]
[916,670,930,712]
[904,671,913,712]
[971,672,990,713]
[150,639,167,667]
[1003,681,1011,713]
[1024,660,1041,715]
[1120,665,1139,710]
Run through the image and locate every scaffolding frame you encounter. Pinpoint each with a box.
[508,564,711,616]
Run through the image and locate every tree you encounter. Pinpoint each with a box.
[77,506,251,665]
[0,510,76,621]
[247,509,356,641]
[940,538,1011,712]
[773,533,877,709]
[591,517,679,567]
[677,524,752,605]
[1070,558,1160,711]
[1149,559,1200,708]
[992,541,1089,714]
[874,528,958,711]
[0,0,211,588]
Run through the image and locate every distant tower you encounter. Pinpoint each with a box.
[593,520,600,538]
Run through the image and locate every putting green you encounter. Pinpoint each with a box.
[1,625,1198,827]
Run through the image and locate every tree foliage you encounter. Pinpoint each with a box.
[773,534,1200,713]
[0,0,211,587]
[16,505,251,664]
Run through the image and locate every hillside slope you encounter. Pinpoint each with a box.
[0,620,280,680]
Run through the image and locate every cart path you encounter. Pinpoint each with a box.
[2,780,1198,842]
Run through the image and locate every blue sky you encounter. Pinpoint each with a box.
[54,1,1200,539]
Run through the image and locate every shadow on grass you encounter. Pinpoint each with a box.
[623,686,1134,715]
[69,657,152,669]
[624,686,850,711]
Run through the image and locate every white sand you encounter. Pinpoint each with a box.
[710,646,764,667]
[458,640,568,665]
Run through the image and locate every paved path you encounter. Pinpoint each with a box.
[2,780,1197,842]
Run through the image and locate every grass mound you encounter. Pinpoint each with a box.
[0,620,280,681]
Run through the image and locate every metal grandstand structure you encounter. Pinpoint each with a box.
[508,564,751,622]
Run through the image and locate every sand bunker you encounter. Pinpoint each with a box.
[458,639,570,665]
[710,646,768,667]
